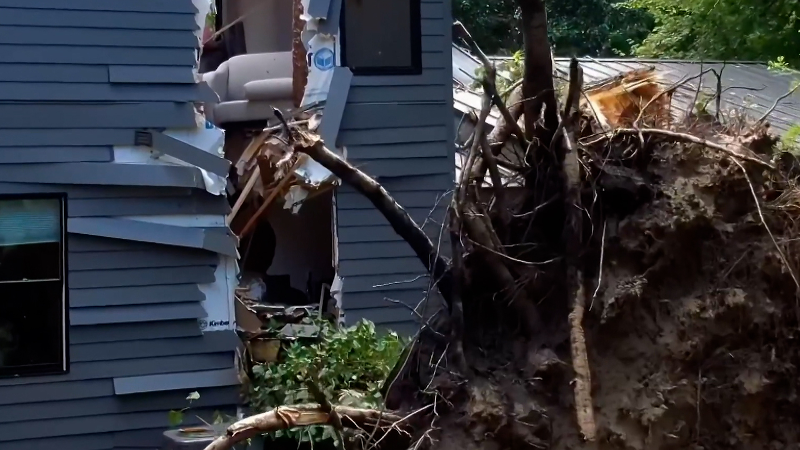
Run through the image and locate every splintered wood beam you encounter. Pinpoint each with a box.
[238,160,301,238]
[226,166,261,226]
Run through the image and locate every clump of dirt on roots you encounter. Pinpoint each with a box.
[558,121,800,450]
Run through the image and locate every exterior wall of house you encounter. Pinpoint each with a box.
[336,0,455,334]
[0,2,240,449]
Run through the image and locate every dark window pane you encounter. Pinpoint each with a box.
[0,280,65,374]
[343,0,417,72]
[0,242,60,282]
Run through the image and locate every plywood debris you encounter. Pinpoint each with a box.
[582,68,671,129]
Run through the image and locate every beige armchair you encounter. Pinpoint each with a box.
[202,52,294,125]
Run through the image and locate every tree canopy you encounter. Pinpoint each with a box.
[454,0,800,67]
[629,0,800,66]
[453,0,652,56]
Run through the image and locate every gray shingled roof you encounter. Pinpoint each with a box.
[453,45,800,135]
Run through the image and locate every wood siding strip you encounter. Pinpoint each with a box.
[338,126,448,145]
[0,129,134,147]
[69,302,208,325]
[336,205,449,226]
[349,69,448,86]
[113,368,240,395]
[68,196,230,218]
[69,249,217,272]
[0,103,197,129]
[341,288,427,309]
[108,65,195,84]
[338,174,453,192]
[0,406,229,441]
[68,266,216,289]
[0,147,112,164]
[346,157,453,178]
[0,379,113,406]
[0,82,208,102]
[0,26,198,48]
[0,353,233,387]
[337,190,448,209]
[0,183,193,199]
[338,223,444,244]
[0,163,206,189]
[347,85,448,103]
[343,272,430,293]
[0,63,108,82]
[0,8,197,30]
[69,320,203,345]
[0,386,238,424]
[0,0,197,13]
[73,332,240,363]
[70,284,205,308]
[0,45,196,66]
[339,103,449,130]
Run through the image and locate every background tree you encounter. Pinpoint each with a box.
[453,0,653,56]
[629,0,800,66]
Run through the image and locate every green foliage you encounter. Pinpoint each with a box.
[247,320,405,444]
[627,0,800,67]
[780,124,800,153]
[168,391,202,427]
[453,0,653,57]
[453,0,520,55]
[769,56,792,72]
[546,0,654,57]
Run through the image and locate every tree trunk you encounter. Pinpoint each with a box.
[517,0,559,144]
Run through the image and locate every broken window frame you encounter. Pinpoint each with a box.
[339,0,423,76]
[0,193,69,379]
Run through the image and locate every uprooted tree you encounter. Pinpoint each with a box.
[207,1,800,449]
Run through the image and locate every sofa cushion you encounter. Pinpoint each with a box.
[225,52,293,100]
[243,78,293,101]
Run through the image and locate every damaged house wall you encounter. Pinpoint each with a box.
[0,2,241,449]
[333,0,455,334]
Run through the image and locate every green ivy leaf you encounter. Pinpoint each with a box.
[168,410,184,427]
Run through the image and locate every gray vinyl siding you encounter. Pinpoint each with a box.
[0,3,239,449]
[337,0,455,332]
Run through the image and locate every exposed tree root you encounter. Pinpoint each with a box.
[203,406,403,450]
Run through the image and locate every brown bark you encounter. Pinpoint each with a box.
[487,85,524,146]
[291,0,308,108]
[203,405,402,450]
[517,0,559,144]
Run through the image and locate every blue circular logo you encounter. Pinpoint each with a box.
[313,48,335,71]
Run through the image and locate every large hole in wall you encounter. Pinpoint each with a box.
[226,127,336,312]
[238,191,334,307]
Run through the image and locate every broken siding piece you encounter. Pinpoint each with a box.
[68,217,238,258]
[318,67,353,147]
[147,130,231,177]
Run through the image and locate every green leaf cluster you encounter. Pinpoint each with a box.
[247,320,405,444]
[628,0,800,67]
[453,0,653,57]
